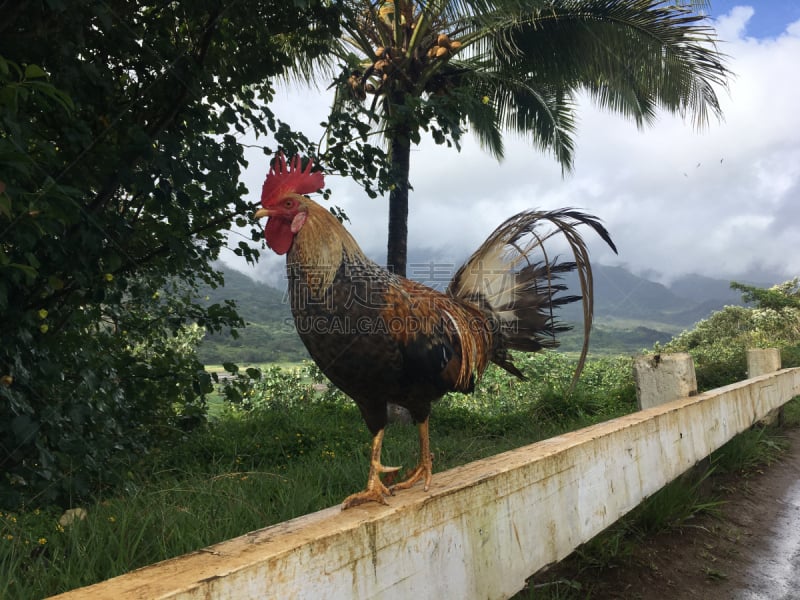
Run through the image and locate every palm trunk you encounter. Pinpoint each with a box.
[387,126,411,276]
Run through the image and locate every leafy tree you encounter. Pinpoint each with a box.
[0,1,341,507]
[731,278,800,312]
[308,0,730,275]
[666,279,800,389]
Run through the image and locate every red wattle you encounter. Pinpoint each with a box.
[264,217,294,255]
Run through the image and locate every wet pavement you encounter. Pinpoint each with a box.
[735,466,800,599]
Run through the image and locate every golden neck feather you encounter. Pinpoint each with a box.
[288,199,366,296]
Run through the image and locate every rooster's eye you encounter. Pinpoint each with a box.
[284,199,293,208]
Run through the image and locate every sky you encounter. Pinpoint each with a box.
[228,2,800,287]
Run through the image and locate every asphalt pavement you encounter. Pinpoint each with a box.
[735,470,800,599]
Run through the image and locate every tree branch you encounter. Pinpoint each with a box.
[87,8,223,215]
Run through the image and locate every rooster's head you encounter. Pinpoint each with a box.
[254,153,324,255]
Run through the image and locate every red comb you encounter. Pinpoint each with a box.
[260,152,325,207]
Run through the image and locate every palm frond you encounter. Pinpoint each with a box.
[483,0,728,128]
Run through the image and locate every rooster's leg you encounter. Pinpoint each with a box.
[390,417,433,493]
[341,428,401,509]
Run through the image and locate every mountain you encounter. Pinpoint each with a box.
[580,265,687,316]
[197,263,777,363]
[668,273,746,306]
[557,265,757,328]
[196,268,308,365]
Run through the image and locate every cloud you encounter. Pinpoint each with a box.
[230,6,800,287]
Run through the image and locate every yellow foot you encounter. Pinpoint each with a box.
[392,419,434,493]
[390,452,433,493]
[341,464,401,509]
[342,487,389,509]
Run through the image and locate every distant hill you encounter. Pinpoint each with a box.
[197,269,308,365]
[196,263,776,363]
[557,264,762,329]
[667,273,745,306]
[578,265,688,317]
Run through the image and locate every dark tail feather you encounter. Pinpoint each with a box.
[447,209,617,388]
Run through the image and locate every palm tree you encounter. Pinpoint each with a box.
[313,0,728,276]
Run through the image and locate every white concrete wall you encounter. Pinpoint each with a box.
[49,368,800,600]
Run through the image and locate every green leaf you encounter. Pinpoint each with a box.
[5,263,37,280]
[0,0,338,509]
[23,63,48,79]
[0,86,18,113]
[11,414,38,441]
[0,193,11,218]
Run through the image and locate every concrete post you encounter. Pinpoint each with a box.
[747,348,781,377]
[633,353,698,410]
[747,348,783,425]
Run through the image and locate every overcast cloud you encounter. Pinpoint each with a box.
[229,5,800,287]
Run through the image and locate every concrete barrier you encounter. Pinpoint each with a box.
[633,353,697,409]
[748,348,783,425]
[747,348,782,377]
[50,368,800,600]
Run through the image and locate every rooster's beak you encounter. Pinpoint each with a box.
[253,207,272,220]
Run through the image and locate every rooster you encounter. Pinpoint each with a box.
[254,153,616,508]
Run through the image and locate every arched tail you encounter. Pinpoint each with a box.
[447,209,617,386]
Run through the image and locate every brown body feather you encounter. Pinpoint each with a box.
[256,153,616,506]
[284,200,615,435]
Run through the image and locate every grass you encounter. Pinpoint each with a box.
[0,354,636,599]
[0,353,795,599]
[204,361,306,374]
[0,405,611,599]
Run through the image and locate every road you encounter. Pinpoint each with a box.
[734,465,800,600]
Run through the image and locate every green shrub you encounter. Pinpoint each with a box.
[664,280,800,390]
[0,0,343,509]
[0,296,215,508]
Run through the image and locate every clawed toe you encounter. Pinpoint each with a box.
[390,456,432,493]
[341,429,404,509]
[342,487,390,509]
[341,465,400,509]
[342,418,436,509]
